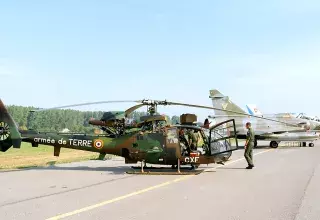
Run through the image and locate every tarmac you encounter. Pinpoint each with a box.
[0,141,320,220]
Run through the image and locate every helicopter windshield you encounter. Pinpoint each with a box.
[140,119,167,132]
[202,127,210,138]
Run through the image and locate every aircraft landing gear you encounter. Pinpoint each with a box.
[173,163,199,170]
[190,164,199,170]
[127,159,203,175]
[254,140,258,148]
[300,142,314,147]
[270,141,278,148]
[141,160,145,173]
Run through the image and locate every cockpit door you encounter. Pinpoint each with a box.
[165,127,180,163]
[209,119,238,155]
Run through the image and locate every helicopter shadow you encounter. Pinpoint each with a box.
[9,160,134,175]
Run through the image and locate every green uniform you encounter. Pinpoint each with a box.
[187,130,197,151]
[245,127,255,166]
[179,133,189,155]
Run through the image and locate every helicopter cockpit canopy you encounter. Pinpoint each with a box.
[138,115,168,132]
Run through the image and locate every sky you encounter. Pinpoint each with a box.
[1,0,320,121]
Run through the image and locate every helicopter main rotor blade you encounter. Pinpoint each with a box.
[27,97,305,128]
[124,104,146,117]
[31,100,143,112]
[164,101,303,128]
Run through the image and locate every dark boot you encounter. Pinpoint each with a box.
[246,164,254,169]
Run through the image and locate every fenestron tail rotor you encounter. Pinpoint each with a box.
[0,99,22,152]
[0,122,10,141]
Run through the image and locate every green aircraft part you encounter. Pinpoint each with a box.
[0,97,244,169]
[0,100,21,151]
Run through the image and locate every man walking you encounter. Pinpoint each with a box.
[244,122,255,169]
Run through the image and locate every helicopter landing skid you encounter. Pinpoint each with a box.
[126,169,203,175]
[127,159,203,175]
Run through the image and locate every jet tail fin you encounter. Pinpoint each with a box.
[246,104,263,117]
[0,99,21,152]
[209,89,247,116]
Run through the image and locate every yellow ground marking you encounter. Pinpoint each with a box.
[46,149,273,220]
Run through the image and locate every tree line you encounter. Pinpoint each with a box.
[6,105,180,133]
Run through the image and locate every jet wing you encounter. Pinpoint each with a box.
[255,132,319,142]
[254,128,305,135]
[309,129,320,132]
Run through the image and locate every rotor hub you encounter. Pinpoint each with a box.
[140,100,168,115]
[141,99,168,105]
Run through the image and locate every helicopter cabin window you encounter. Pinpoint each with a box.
[141,121,153,132]
[139,115,168,133]
[178,127,209,156]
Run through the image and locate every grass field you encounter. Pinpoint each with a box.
[0,142,109,170]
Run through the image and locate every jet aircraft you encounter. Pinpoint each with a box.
[208,89,319,148]
[246,105,320,131]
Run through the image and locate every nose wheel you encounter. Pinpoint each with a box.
[270,141,278,148]
[254,140,258,148]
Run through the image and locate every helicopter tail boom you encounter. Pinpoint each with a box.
[0,99,22,152]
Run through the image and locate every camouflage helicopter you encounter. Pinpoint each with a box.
[0,98,305,174]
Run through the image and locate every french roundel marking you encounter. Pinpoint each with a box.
[93,139,103,149]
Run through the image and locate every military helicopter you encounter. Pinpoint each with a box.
[0,98,304,174]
